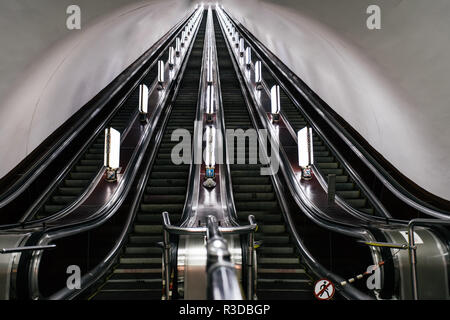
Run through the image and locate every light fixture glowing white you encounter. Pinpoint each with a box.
[271,85,281,122]
[104,127,121,181]
[298,127,314,180]
[206,85,214,122]
[245,47,251,67]
[255,61,262,90]
[176,38,181,56]
[157,60,165,90]
[207,47,213,84]
[205,126,216,167]
[239,38,245,56]
[205,125,216,181]
[168,47,175,68]
[138,84,149,122]
[181,32,186,47]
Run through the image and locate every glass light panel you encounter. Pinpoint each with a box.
[255,61,262,83]
[169,47,175,66]
[205,126,216,167]
[158,60,164,83]
[104,128,121,169]
[245,47,251,66]
[271,85,281,114]
[206,85,214,114]
[138,84,149,114]
[298,127,314,167]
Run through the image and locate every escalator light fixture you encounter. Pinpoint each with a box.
[181,32,186,46]
[298,127,314,180]
[271,85,281,122]
[239,38,245,54]
[176,38,181,56]
[207,47,213,84]
[104,127,121,181]
[205,126,216,178]
[138,84,149,122]
[157,60,165,89]
[168,47,175,68]
[245,47,251,67]
[206,85,214,122]
[255,61,262,89]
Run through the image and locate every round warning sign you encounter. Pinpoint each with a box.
[314,279,335,300]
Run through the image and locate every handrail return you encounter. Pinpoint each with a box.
[162,211,256,300]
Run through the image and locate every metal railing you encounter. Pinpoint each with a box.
[162,211,257,300]
[206,215,243,300]
[407,219,450,300]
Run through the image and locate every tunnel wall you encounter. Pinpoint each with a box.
[0,0,193,180]
[220,0,450,200]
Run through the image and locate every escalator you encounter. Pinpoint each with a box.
[214,13,313,300]
[262,70,375,215]
[89,12,207,300]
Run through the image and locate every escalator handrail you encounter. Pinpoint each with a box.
[206,215,243,300]
[222,10,450,219]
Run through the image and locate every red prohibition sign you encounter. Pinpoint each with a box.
[314,278,335,300]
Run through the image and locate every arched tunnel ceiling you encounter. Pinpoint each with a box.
[0,0,449,200]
